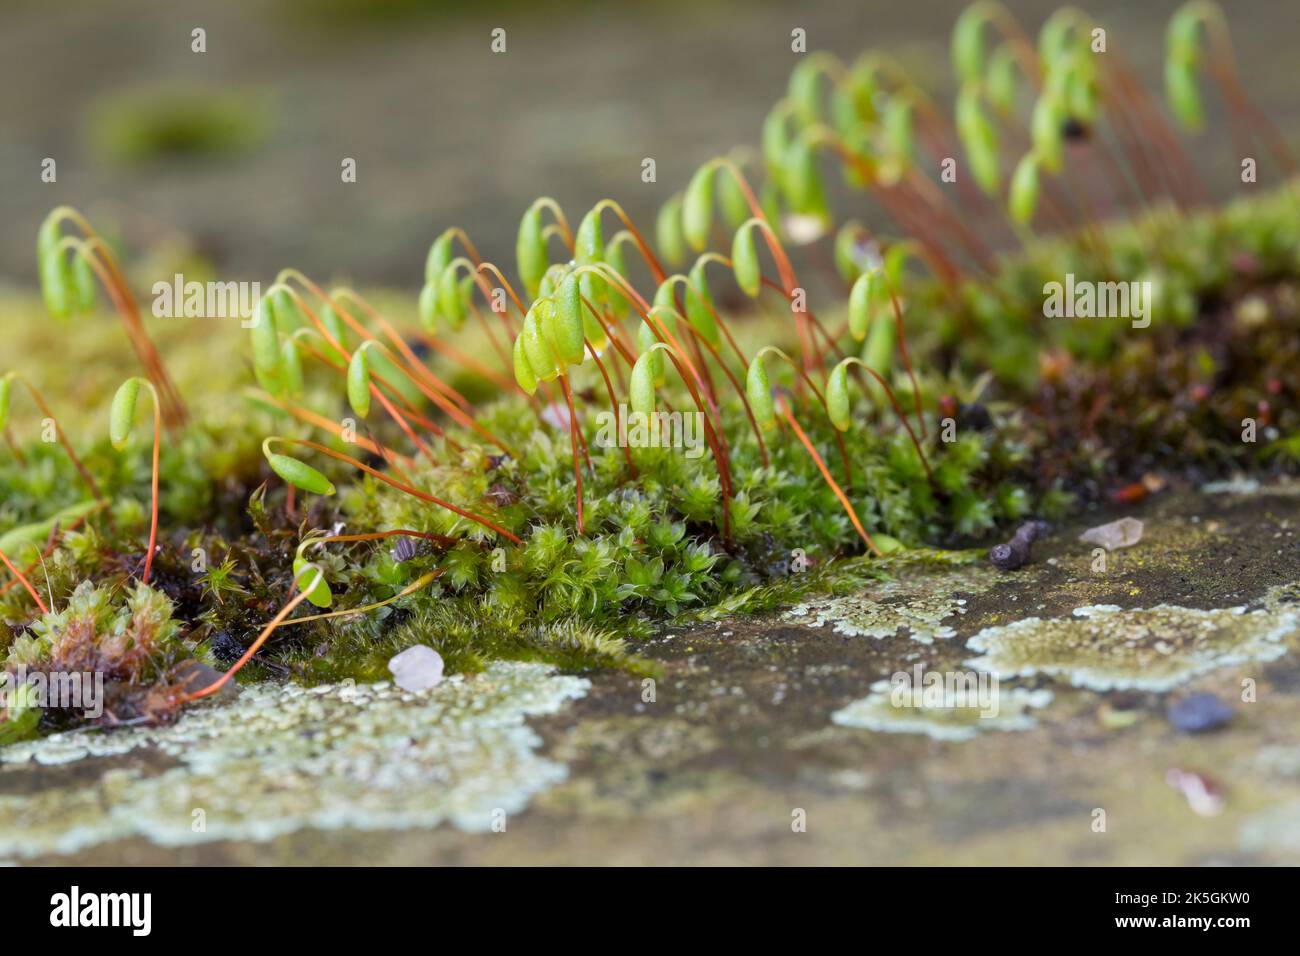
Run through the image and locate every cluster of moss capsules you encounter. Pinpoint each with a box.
[0,1,1295,742]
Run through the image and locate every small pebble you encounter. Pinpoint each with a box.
[1167,692,1234,733]
[387,645,445,692]
[1079,516,1144,551]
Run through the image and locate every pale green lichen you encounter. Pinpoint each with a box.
[784,566,1000,644]
[1200,478,1261,495]
[1199,479,1300,498]
[965,588,1300,692]
[1238,800,1300,860]
[831,679,1053,741]
[0,661,587,859]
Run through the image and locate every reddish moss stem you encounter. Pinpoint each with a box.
[0,548,48,614]
[778,398,880,556]
[559,375,585,535]
[142,387,161,585]
[273,438,523,544]
[6,375,103,501]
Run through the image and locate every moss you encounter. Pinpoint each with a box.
[5,185,1300,740]
[279,598,661,685]
[86,87,271,166]
[2,581,208,737]
[6,483,1300,864]
[3,14,1299,745]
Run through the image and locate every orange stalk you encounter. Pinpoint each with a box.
[0,547,49,614]
[879,273,929,440]
[0,506,104,597]
[244,387,417,482]
[143,388,160,585]
[182,572,319,701]
[778,398,881,557]
[592,199,667,285]
[183,558,443,702]
[587,343,636,477]
[270,438,522,545]
[4,374,103,501]
[559,376,585,535]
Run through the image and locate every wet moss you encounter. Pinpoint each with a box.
[4,178,1300,742]
[86,86,271,166]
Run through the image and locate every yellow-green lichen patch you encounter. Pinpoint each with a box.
[831,679,1053,741]
[965,592,1300,692]
[784,566,1000,644]
[0,661,587,859]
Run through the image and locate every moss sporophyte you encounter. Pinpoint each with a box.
[2,1,1298,741]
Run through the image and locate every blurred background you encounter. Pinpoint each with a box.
[1,0,1297,293]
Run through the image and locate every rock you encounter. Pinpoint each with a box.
[1167,692,1235,733]
[1079,516,1143,551]
[388,645,444,692]
[0,661,588,858]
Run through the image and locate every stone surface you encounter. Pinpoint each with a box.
[0,662,587,860]
[3,483,1300,864]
